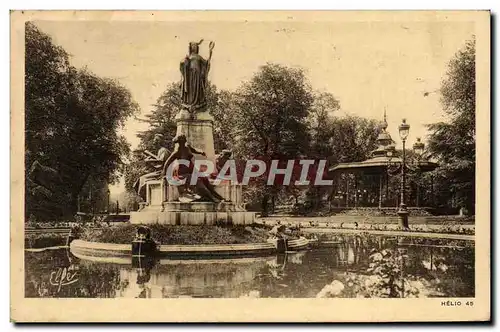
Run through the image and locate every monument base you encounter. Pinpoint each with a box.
[162,201,246,212]
[175,109,215,160]
[130,206,255,226]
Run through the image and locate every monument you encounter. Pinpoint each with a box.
[130,40,255,225]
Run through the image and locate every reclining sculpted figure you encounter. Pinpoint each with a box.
[161,134,225,203]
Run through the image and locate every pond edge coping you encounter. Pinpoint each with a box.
[70,237,310,257]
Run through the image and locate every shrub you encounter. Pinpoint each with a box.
[25,233,67,248]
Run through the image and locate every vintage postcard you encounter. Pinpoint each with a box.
[10,10,490,322]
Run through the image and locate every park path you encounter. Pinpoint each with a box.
[260,215,474,226]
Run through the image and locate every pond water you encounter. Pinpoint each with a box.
[25,234,474,298]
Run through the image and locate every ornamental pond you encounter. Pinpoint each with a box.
[25,234,474,298]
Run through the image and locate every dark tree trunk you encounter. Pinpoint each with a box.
[271,194,276,214]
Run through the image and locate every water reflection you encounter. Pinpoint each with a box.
[25,249,122,298]
[25,235,474,298]
[118,256,274,298]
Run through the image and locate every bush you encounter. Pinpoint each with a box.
[25,233,67,248]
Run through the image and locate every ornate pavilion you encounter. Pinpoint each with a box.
[328,113,438,210]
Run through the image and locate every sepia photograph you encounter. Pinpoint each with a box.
[10,10,490,322]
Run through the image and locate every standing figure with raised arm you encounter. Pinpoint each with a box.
[179,40,215,115]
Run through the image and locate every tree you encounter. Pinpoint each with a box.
[211,89,238,151]
[231,63,314,215]
[295,92,340,211]
[124,82,180,193]
[427,38,475,213]
[25,23,138,220]
[329,115,382,164]
[307,92,341,160]
[233,63,313,160]
[326,116,383,211]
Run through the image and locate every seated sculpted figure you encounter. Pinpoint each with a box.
[215,149,232,173]
[133,134,169,201]
[161,134,225,203]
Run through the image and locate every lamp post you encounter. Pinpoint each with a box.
[413,137,425,156]
[90,182,94,216]
[107,188,111,214]
[397,119,410,230]
[412,138,425,207]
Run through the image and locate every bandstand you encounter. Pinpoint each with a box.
[329,113,438,211]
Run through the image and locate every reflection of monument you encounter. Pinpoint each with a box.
[130,41,254,225]
[117,257,272,298]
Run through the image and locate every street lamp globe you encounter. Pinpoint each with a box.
[398,118,410,141]
[413,137,425,157]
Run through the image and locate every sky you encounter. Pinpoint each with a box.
[32,17,474,195]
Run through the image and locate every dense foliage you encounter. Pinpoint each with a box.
[25,23,138,221]
[427,38,476,213]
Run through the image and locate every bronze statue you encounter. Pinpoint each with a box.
[215,149,232,172]
[133,134,170,200]
[180,39,215,114]
[161,134,225,203]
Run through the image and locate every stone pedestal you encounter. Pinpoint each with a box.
[130,181,254,226]
[144,178,244,207]
[146,180,165,207]
[175,109,215,161]
[130,209,255,226]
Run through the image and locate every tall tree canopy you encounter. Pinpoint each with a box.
[328,115,381,164]
[307,92,341,160]
[25,23,138,220]
[232,63,313,160]
[230,64,321,215]
[306,113,381,211]
[427,38,475,213]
